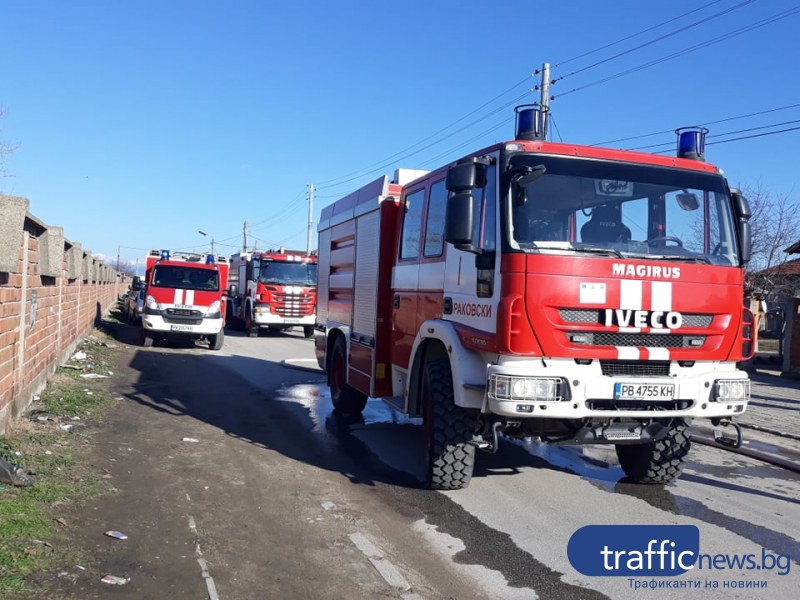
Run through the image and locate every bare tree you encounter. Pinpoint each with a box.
[741,182,800,305]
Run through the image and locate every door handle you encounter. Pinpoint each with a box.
[393,295,400,309]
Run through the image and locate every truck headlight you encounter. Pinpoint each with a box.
[144,295,161,314]
[488,375,566,402]
[254,304,270,314]
[208,300,221,317]
[712,379,750,403]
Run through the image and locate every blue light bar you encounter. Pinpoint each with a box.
[675,127,708,161]
[160,249,170,260]
[205,254,215,265]
[514,104,546,141]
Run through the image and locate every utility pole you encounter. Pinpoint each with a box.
[243,221,248,253]
[539,62,551,140]
[307,183,315,255]
[116,245,120,271]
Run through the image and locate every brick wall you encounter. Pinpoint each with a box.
[0,195,127,434]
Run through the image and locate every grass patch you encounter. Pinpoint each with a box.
[0,330,120,597]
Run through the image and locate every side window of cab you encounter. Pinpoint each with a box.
[400,188,425,260]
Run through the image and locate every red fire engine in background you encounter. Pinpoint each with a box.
[316,106,753,490]
[227,249,318,338]
[140,249,229,350]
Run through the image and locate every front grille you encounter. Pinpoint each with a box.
[273,293,314,317]
[560,309,602,323]
[589,332,689,348]
[601,361,670,377]
[164,316,203,325]
[682,314,713,327]
[587,399,693,411]
[166,308,202,318]
[559,308,713,328]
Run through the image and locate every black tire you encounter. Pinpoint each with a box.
[245,310,259,337]
[615,421,691,484]
[209,327,224,351]
[303,326,314,338]
[140,329,154,348]
[423,359,476,490]
[329,336,367,415]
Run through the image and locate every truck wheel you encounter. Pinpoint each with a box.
[209,328,224,351]
[140,329,154,348]
[615,420,691,484]
[303,326,314,338]
[245,312,258,337]
[423,359,476,490]
[329,336,367,415]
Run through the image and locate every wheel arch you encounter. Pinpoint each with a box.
[407,319,487,417]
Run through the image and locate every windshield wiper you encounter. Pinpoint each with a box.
[641,254,712,264]
[572,245,623,258]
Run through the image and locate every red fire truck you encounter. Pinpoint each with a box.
[228,249,318,338]
[316,107,753,490]
[140,249,229,350]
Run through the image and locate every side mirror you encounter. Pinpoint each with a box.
[445,192,475,246]
[730,191,752,263]
[739,220,752,264]
[446,160,486,192]
[676,192,699,211]
[228,283,238,297]
[731,191,751,220]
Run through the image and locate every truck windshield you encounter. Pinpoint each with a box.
[151,266,219,291]
[505,154,740,266]
[258,261,317,286]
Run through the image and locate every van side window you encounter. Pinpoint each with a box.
[423,180,447,257]
[400,188,425,260]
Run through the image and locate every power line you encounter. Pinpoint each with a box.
[554,0,727,68]
[554,0,756,82]
[627,118,800,151]
[314,74,533,187]
[591,102,800,146]
[315,89,532,191]
[555,5,800,98]
[639,124,800,155]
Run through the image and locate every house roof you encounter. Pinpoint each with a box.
[756,257,800,276]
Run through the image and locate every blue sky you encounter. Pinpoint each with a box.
[1,0,798,270]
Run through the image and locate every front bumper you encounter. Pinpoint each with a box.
[142,315,222,336]
[253,311,315,327]
[484,358,748,420]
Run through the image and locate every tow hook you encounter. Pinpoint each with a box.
[470,422,503,454]
[713,420,743,449]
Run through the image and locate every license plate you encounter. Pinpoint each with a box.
[283,318,301,324]
[614,383,675,401]
[170,325,194,332]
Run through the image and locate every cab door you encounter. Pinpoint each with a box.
[391,185,425,370]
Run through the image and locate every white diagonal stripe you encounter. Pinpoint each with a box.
[616,346,640,360]
[646,347,670,360]
[186,290,195,305]
[174,289,183,304]
[620,280,642,310]
[651,281,672,312]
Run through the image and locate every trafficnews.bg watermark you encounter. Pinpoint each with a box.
[567,525,792,590]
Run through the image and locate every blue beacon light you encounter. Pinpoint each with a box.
[514,104,546,141]
[205,254,215,265]
[675,127,708,161]
[160,249,170,260]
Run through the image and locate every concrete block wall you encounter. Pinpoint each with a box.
[0,195,128,434]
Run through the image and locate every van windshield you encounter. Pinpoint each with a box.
[151,266,219,291]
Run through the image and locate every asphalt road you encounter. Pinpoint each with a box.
[51,325,800,599]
